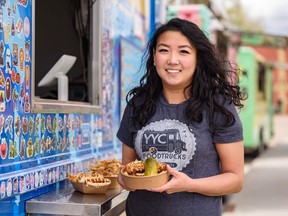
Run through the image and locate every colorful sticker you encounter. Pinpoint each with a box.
[0,8,3,32]
[4,23,10,44]
[34,138,39,156]
[14,115,21,136]
[0,40,4,65]
[6,179,12,197]
[0,181,5,198]
[35,115,40,135]
[46,136,51,152]
[0,90,4,111]
[11,17,15,36]
[39,170,44,187]
[25,64,29,88]
[0,138,7,159]
[22,116,28,134]
[5,77,11,101]
[23,16,30,38]
[26,137,33,158]
[48,168,52,183]
[19,176,25,193]
[30,172,34,190]
[19,136,25,159]
[16,17,23,35]
[5,115,13,135]
[5,48,11,73]
[0,69,4,87]
[8,139,18,159]
[0,114,4,132]
[24,92,30,112]
[17,0,29,8]
[46,115,52,133]
[25,174,30,191]
[12,86,19,111]
[28,116,33,135]
[40,134,45,154]
[34,171,39,188]
[12,43,18,66]
[19,47,24,71]
[13,177,18,194]
[41,116,45,132]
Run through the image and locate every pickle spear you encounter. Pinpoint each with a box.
[144,158,158,176]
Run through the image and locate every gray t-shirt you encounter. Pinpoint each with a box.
[117,94,243,216]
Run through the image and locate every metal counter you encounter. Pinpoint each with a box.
[26,185,128,216]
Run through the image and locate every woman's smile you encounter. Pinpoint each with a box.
[166,68,181,74]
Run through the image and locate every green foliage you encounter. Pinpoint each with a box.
[222,0,264,33]
[187,0,210,4]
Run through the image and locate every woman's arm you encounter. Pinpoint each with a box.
[151,141,244,196]
[190,141,244,196]
[121,144,137,165]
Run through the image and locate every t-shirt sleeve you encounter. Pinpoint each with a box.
[212,100,243,144]
[117,105,135,148]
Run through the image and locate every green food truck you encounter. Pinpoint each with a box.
[237,46,274,155]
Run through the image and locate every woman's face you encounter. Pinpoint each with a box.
[153,30,197,91]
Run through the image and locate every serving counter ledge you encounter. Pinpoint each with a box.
[26,184,128,216]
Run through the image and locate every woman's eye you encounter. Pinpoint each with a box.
[159,49,168,53]
[180,50,189,54]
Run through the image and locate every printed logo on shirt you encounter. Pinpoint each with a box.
[135,119,196,171]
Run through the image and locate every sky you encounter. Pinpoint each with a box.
[240,0,288,36]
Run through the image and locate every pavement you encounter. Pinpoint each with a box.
[223,115,288,216]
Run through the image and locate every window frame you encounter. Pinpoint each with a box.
[31,0,102,114]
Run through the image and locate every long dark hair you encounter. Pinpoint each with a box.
[127,18,246,130]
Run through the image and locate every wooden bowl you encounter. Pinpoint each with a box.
[105,176,121,189]
[71,181,111,194]
[120,168,169,190]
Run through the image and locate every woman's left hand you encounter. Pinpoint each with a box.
[150,165,193,194]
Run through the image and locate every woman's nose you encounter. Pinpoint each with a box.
[167,54,179,65]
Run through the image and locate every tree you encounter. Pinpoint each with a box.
[221,0,264,33]
[187,0,210,4]
[168,0,210,5]
[168,0,264,33]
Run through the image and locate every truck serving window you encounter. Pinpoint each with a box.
[32,0,101,113]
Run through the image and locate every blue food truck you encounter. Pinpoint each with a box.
[0,0,161,214]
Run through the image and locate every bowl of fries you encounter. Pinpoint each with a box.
[90,159,122,189]
[68,172,111,194]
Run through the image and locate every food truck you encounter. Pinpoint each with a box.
[0,0,161,215]
[237,46,274,155]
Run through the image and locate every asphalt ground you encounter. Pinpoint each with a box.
[223,115,288,216]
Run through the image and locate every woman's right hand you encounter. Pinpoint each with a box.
[117,165,135,191]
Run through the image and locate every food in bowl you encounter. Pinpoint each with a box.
[68,172,111,194]
[90,159,122,189]
[120,158,169,190]
[90,159,121,176]
[123,158,167,176]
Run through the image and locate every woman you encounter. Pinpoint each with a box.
[117,18,246,216]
